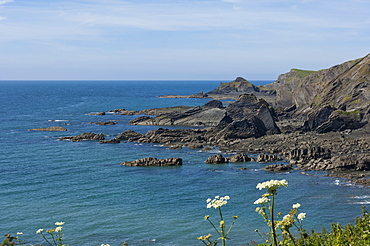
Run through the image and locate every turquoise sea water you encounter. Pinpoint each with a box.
[0,80,369,246]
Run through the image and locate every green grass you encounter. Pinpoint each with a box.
[291,69,317,78]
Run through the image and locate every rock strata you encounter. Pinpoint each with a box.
[121,157,182,167]
[257,154,283,163]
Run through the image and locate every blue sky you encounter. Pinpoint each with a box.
[0,0,369,80]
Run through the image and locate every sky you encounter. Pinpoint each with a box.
[0,0,369,80]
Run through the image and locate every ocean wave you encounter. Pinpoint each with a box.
[349,201,370,204]
[351,195,370,199]
[48,119,70,122]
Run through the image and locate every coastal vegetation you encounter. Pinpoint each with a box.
[3,179,369,246]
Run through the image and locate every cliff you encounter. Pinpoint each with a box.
[265,54,369,112]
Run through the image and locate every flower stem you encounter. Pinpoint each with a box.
[270,194,278,246]
[218,208,226,246]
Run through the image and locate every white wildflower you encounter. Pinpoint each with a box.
[206,195,230,209]
[55,222,65,226]
[253,197,270,204]
[16,232,23,235]
[256,179,288,190]
[36,229,44,234]
[297,212,306,220]
[55,226,63,232]
[292,203,301,209]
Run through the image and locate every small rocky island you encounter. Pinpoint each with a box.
[57,54,370,185]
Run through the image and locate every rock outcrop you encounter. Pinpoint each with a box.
[264,163,293,172]
[116,130,144,141]
[227,153,254,162]
[207,77,260,95]
[121,157,182,167]
[205,154,229,164]
[58,132,105,142]
[99,138,120,144]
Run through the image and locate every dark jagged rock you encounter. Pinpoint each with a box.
[213,117,267,140]
[58,132,105,142]
[228,153,254,162]
[116,130,144,140]
[88,121,117,125]
[30,126,68,131]
[256,105,281,134]
[205,154,229,164]
[121,157,182,167]
[203,99,223,108]
[99,138,120,144]
[304,106,336,131]
[257,154,282,163]
[315,110,366,133]
[264,163,293,172]
[208,77,259,94]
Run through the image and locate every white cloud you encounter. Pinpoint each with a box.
[0,0,13,5]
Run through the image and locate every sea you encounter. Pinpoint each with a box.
[0,80,369,246]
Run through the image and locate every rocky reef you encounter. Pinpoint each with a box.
[121,157,182,167]
[55,53,370,185]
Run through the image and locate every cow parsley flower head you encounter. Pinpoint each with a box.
[206,195,230,209]
[55,227,63,232]
[36,229,44,234]
[254,197,270,205]
[256,179,288,193]
[55,222,65,226]
[292,203,301,209]
[297,212,306,220]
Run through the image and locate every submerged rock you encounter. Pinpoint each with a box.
[30,126,68,131]
[121,157,182,167]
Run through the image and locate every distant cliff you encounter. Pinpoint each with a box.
[207,77,259,94]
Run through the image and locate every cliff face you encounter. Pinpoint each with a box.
[266,53,370,132]
[265,56,366,110]
[310,54,370,112]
